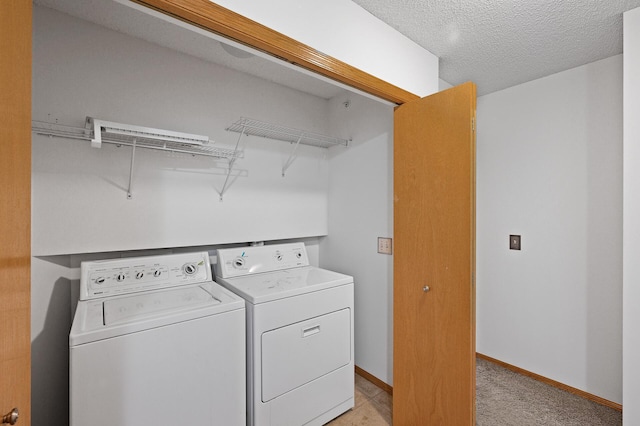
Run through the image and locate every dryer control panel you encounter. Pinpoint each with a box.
[79,252,211,300]
[216,243,309,279]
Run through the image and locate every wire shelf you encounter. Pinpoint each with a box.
[226,117,349,149]
[32,120,242,160]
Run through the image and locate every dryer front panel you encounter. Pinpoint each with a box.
[261,308,351,402]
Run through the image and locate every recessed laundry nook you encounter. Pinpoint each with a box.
[29,2,396,425]
[9,0,631,425]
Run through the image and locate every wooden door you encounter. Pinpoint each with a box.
[1,1,32,425]
[393,82,476,425]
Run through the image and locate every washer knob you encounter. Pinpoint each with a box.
[116,273,126,282]
[183,263,198,275]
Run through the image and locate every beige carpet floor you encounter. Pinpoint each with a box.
[476,357,622,426]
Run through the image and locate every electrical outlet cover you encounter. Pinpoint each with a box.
[510,235,521,250]
[378,237,393,255]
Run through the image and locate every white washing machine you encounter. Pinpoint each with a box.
[69,252,246,426]
[215,243,354,426]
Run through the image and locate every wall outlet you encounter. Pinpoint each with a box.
[510,235,521,250]
[378,237,393,255]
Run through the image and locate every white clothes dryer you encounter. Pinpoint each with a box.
[216,243,354,426]
[69,252,246,426]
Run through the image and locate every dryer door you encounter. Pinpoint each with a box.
[261,308,351,402]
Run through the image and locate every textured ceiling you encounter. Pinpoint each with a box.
[351,0,640,95]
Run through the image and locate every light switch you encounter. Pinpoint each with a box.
[510,235,521,250]
[378,237,392,255]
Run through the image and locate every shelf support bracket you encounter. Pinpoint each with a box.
[87,117,103,148]
[282,135,303,177]
[219,127,244,201]
[126,138,137,199]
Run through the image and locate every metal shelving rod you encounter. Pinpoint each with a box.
[127,138,137,200]
[219,125,245,201]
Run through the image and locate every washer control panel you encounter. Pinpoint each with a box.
[80,252,211,300]
[216,243,309,278]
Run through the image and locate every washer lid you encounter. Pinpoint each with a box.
[103,285,218,326]
[70,282,244,346]
[217,266,353,304]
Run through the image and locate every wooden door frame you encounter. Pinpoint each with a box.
[0,1,32,424]
[131,0,419,105]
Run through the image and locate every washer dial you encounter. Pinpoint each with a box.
[182,263,198,276]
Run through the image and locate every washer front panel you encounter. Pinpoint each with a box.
[70,304,246,426]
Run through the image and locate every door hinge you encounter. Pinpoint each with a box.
[472,117,475,132]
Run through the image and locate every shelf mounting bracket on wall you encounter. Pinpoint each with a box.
[219,125,245,201]
[282,135,303,177]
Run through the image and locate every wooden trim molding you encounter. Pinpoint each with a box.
[355,366,393,395]
[0,0,32,422]
[130,0,419,105]
[476,353,622,412]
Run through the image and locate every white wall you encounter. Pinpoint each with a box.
[210,0,439,97]
[320,94,394,383]
[476,55,623,403]
[623,7,640,424]
[32,6,333,256]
